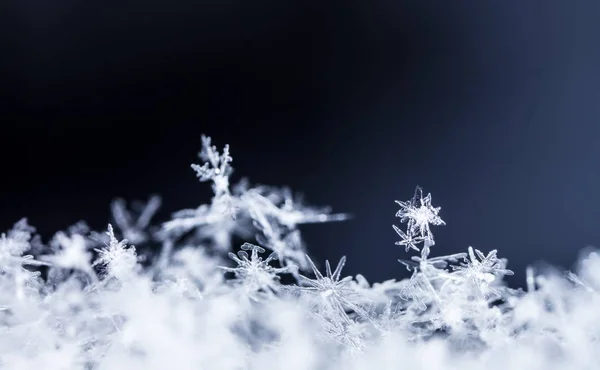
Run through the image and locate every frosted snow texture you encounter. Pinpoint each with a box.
[0,135,598,370]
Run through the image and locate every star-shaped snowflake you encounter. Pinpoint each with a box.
[220,243,293,299]
[393,186,445,250]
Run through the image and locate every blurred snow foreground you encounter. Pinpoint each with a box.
[1,136,600,370]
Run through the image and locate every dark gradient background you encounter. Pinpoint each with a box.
[3,2,600,287]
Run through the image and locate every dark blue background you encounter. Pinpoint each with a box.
[3,1,600,287]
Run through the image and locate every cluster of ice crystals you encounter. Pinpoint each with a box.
[0,135,598,370]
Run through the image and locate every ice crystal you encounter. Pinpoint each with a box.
[298,256,378,333]
[220,242,293,300]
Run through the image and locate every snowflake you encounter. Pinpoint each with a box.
[450,246,513,298]
[298,255,353,302]
[93,224,138,279]
[191,135,233,196]
[162,136,242,251]
[394,186,445,246]
[220,243,293,299]
[298,256,376,329]
[392,224,424,252]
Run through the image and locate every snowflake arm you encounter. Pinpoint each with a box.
[111,195,161,245]
[244,187,349,230]
[276,187,349,228]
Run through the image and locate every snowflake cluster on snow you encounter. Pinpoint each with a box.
[1,135,599,370]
